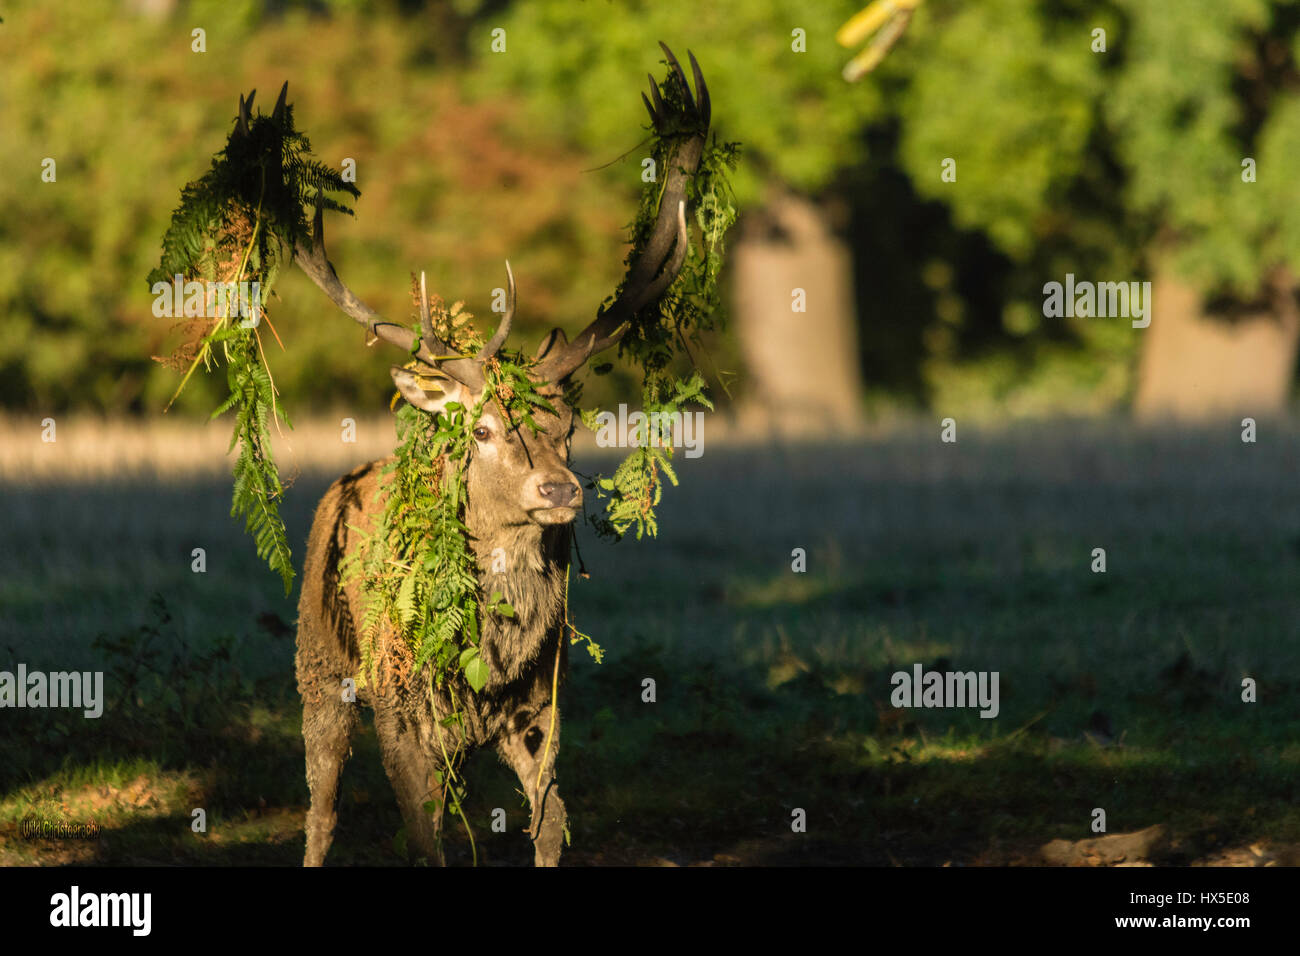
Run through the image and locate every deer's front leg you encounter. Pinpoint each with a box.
[498,702,567,867]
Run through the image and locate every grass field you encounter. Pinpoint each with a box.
[1,415,1298,866]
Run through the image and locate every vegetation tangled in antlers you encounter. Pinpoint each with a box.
[148,83,357,594]
[149,47,739,706]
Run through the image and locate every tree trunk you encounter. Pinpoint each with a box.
[1134,265,1299,421]
[730,192,866,436]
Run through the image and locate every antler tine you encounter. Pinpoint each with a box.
[419,271,435,346]
[687,49,710,125]
[271,81,289,125]
[658,42,696,114]
[236,93,250,137]
[476,260,515,360]
[641,91,658,125]
[648,73,668,123]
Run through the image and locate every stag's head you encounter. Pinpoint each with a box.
[394,375,582,528]
[388,270,583,528]
[288,43,710,531]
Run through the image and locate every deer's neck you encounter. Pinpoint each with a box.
[469,521,569,685]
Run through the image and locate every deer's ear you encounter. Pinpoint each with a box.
[390,366,471,415]
[534,328,566,362]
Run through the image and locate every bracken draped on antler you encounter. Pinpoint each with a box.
[535,43,710,383]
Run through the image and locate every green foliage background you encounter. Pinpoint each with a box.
[3,0,1300,417]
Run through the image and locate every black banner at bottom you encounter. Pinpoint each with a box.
[0,864,1289,942]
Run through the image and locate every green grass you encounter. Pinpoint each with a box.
[2,417,1298,865]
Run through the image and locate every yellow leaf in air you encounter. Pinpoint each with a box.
[837,0,898,48]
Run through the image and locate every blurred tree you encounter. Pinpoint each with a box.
[891,0,1300,418]
[7,0,1298,421]
[0,0,624,415]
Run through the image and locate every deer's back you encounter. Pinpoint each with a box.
[295,459,387,703]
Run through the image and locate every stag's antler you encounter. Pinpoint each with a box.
[535,43,711,383]
[292,197,498,390]
[285,42,709,395]
[478,260,515,360]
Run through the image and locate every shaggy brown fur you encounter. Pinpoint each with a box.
[295,388,579,866]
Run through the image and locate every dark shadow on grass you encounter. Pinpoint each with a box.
[5,427,1300,864]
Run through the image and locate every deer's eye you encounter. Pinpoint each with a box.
[472,425,491,442]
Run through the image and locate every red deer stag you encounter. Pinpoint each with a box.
[293,44,710,866]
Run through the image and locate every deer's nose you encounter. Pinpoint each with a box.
[537,481,579,507]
